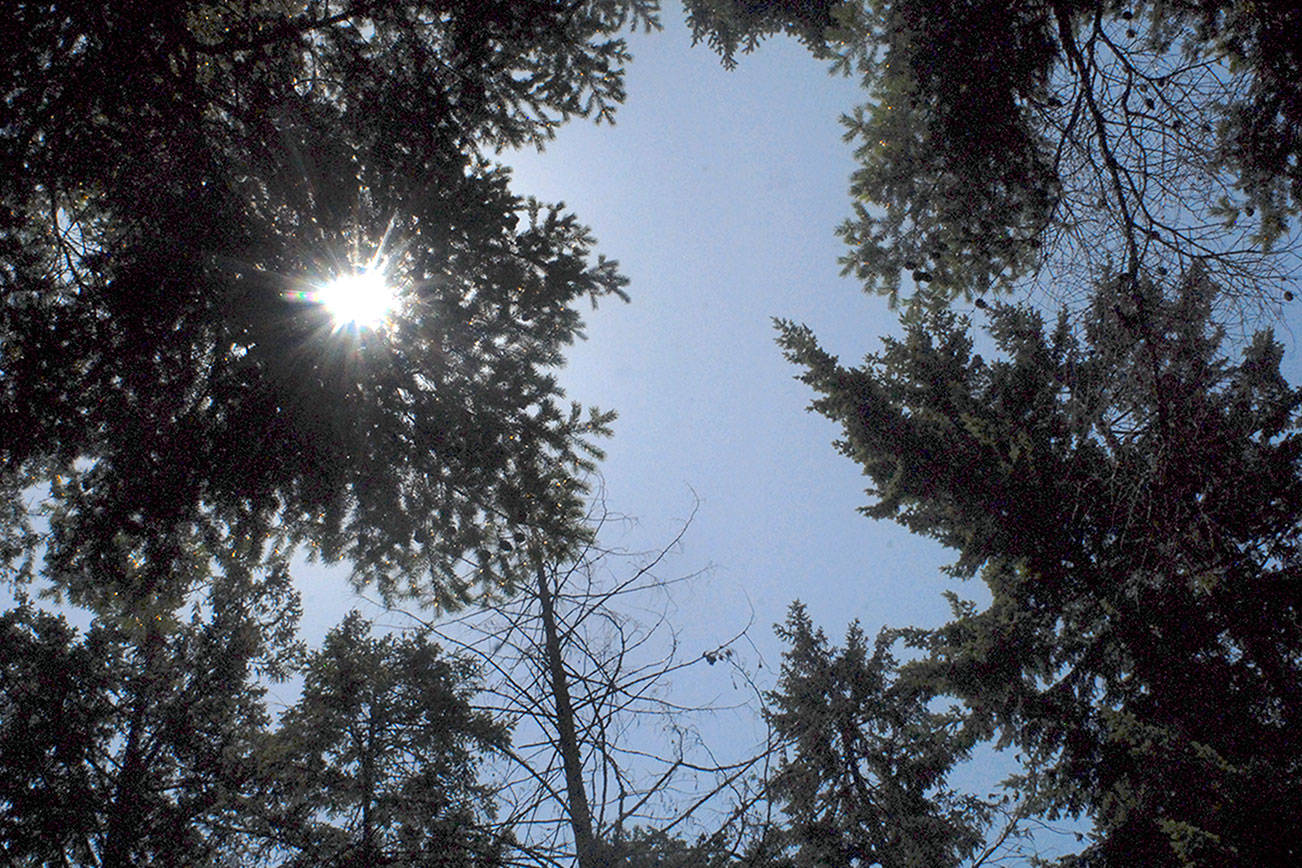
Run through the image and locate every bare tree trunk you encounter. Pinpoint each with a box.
[534,556,601,868]
[404,511,757,865]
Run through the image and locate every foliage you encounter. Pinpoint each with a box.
[256,611,509,867]
[764,603,994,868]
[691,0,1302,309]
[778,271,1302,864]
[604,825,785,867]
[0,0,660,610]
[0,585,512,867]
[0,567,300,867]
[683,0,842,67]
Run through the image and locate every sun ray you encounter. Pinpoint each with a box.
[294,217,407,331]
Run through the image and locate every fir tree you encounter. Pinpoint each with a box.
[777,272,1302,864]
[256,612,509,867]
[0,0,658,608]
[0,567,300,866]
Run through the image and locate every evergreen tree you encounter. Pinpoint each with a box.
[1,577,512,866]
[684,0,840,65]
[0,0,657,608]
[256,611,509,867]
[688,0,1302,308]
[777,272,1302,864]
[0,567,300,867]
[764,604,994,868]
[604,825,787,867]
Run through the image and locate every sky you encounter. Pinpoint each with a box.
[498,11,957,655]
[295,5,964,687]
[276,6,1026,845]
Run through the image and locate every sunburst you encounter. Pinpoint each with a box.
[315,265,397,330]
[296,219,406,332]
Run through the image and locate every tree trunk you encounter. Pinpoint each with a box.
[102,627,162,868]
[534,558,601,868]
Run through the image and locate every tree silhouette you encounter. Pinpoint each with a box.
[763,604,1000,868]
[689,0,1302,311]
[0,566,300,866]
[1,0,657,609]
[401,508,765,867]
[255,611,509,867]
[778,272,1302,864]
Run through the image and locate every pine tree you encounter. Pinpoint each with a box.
[1,0,657,608]
[0,567,300,866]
[764,604,994,868]
[256,612,509,867]
[777,272,1302,864]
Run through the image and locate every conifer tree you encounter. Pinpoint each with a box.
[0,0,657,608]
[256,612,509,867]
[1,572,511,866]
[764,604,996,868]
[0,567,300,866]
[777,272,1302,864]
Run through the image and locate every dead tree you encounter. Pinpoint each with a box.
[395,504,767,867]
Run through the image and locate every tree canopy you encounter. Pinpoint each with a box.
[1,0,658,610]
[0,581,513,867]
[689,0,1302,309]
[0,567,300,866]
[8,2,1302,865]
[765,604,994,868]
[778,272,1302,864]
[257,611,509,867]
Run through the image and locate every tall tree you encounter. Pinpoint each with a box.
[1,573,514,867]
[688,0,1302,310]
[255,611,509,867]
[690,2,1302,862]
[1,0,657,609]
[763,604,999,868]
[777,272,1302,865]
[0,565,300,867]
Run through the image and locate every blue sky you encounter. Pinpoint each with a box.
[503,9,960,655]
[289,9,1302,847]
[294,5,967,678]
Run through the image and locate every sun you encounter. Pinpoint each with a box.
[315,266,397,330]
[289,218,408,331]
